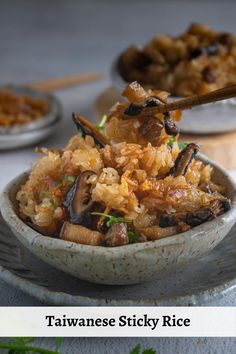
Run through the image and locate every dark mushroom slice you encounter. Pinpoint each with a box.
[163,112,179,136]
[138,116,164,145]
[168,143,200,177]
[160,199,231,228]
[145,97,162,107]
[105,222,129,247]
[124,103,143,117]
[123,96,161,118]
[64,170,96,226]
[72,113,109,147]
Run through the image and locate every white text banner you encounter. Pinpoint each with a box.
[0,307,235,337]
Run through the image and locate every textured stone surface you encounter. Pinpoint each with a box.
[1,0,236,352]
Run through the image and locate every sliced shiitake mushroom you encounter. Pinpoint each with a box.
[138,116,163,145]
[168,143,200,177]
[160,199,231,228]
[122,82,173,119]
[64,170,96,225]
[163,112,179,136]
[72,113,109,147]
[123,97,161,117]
[124,103,143,117]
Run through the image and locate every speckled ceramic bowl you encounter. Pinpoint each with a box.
[1,155,236,285]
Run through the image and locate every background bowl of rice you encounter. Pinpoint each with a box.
[1,154,236,285]
[111,52,236,135]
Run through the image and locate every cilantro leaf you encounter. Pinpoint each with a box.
[0,336,60,353]
[10,337,35,345]
[127,231,139,244]
[142,349,156,354]
[91,212,131,227]
[129,344,141,354]
[129,344,157,354]
[168,137,175,147]
[107,216,130,227]
[178,141,189,150]
[55,337,64,352]
[169,137,189,151]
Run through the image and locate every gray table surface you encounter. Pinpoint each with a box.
[0,0,236,352]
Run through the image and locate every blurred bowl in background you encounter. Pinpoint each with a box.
[0,85,62,150]
[111,52,236,135]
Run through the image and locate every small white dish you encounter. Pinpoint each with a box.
[0,85,62,149]
[0,116,61,150]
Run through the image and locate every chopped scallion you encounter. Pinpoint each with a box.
[91,211,131,227]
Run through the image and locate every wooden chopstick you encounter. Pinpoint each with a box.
[124,84,236,117]
[28,71,104,92]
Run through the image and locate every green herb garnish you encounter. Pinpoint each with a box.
[0,337,63,353]
[96,114,107,133]
[0,338,157,354]
[91,212,131,227]
[127,231,139,244]
[142,349,156,354]
[169,137,189,150]
[55,337,64,352]
[168,137,175,147]
[10,337,36,346]
[178,141,189,150]
[129,344,156,354]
